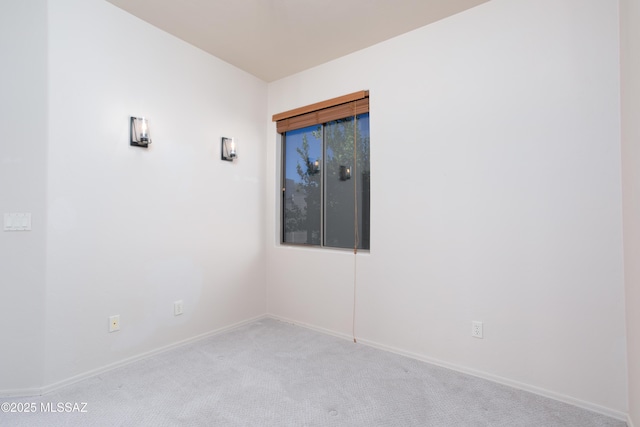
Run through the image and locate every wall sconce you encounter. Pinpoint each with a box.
[339,165,351,181]
[221,137,237,161]
[307,158,320,175]
[130,117,151,147]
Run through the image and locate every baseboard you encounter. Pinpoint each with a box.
[356,338,628,422]
[267,313,628,423]
[267,314,354,342]
[0,314,267,399]
[0,386,43,399]
[629,414,636,427]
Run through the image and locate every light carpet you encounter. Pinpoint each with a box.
[0,318,627,426]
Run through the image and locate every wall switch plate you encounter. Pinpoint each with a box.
[3,213,32,231]
[174,300,184,316]
[109,315,120,332]
[472,321,483,338]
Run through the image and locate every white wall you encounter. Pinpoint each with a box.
[266,0,627,416]
[42,0,267,387]
[0,1,48,392]
[1,0,631,418]
[621,0,640,424]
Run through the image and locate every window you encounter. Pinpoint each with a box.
[274,91,370,250]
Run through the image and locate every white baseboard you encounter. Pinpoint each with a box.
[0,314,267,399]
[0,386,43,399]
[267,313,628,423]
[267,314,354,342]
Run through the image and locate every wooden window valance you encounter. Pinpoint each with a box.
[272,90,369,134]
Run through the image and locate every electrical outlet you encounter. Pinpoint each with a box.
[472,321,483,338]
[109,315,120,332]
[174,300,184,316]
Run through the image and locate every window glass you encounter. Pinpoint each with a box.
[282,126,322,245]
[282,113,369,250]
[324,113,370,249]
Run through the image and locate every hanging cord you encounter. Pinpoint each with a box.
[353,253,358,343]
[352,100,359,343]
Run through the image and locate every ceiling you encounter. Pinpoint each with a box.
[106,0,489,82]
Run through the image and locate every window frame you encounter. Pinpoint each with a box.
[274,91,370,251]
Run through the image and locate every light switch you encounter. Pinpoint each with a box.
[3,213,31,231]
